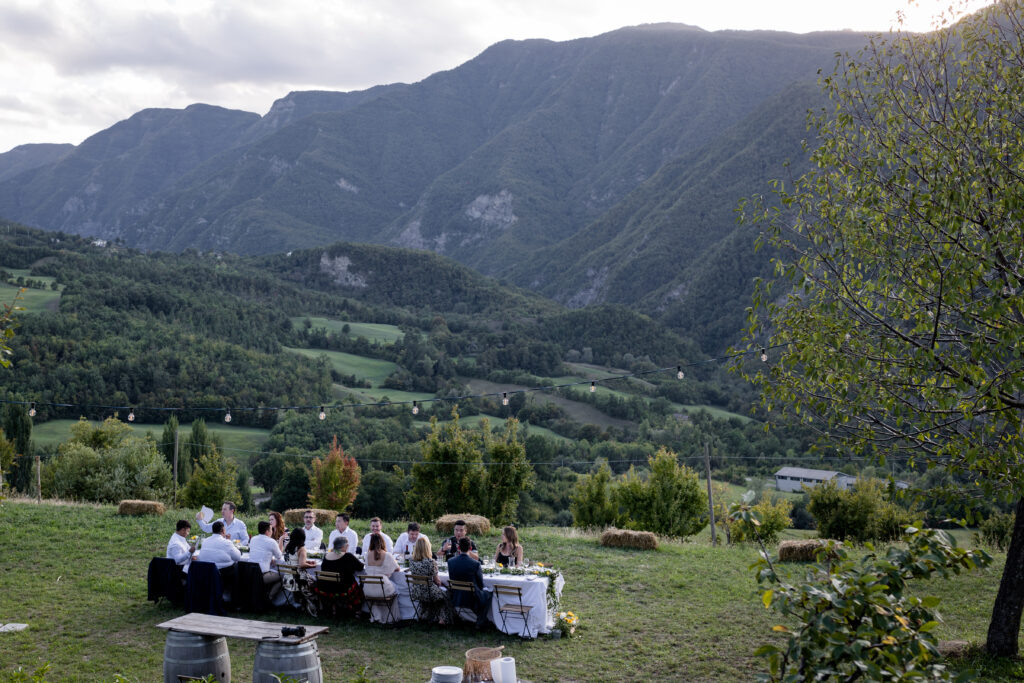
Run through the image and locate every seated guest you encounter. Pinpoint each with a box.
[284,528,318,570]
[362,532,400,622]
[301,509,324,550]
[268,511,287,550]
[441,519,478,561]
[361,517,394,555]
[494,525,524,567]
[317,536,362,617]
[166,519,196,567]
[447,537,492,629]
[409,536,454,625]
[393,522,429,557]
[328,513,359,555]
[248,521,284,601]
[195,501,248,542]
[200,521,242,570]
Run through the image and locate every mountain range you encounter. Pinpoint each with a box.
[0,24,869,351]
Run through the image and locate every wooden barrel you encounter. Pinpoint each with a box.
[253,640,322,683]
[163,630,231,683]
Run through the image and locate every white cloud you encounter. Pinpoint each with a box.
[0,0,995,153]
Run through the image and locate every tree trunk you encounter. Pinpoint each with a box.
[985,496,1024,656]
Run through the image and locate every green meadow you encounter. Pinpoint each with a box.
[290,317,405,344]
[283,347,398,387]
[0,500,1019,682]
[29,419,270,459]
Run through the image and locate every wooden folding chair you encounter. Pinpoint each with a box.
[406,574,432,623]
[278,565,317,617]
[493,584,534,638]
[357,575,398,626]
[313,570,345,621]
[447,578,479,626]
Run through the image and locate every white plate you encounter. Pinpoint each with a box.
[200,505,214,523]
[525,575,537,581]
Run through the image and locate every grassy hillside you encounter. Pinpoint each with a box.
[29,419,271,458]
[0,500,1015,682]
[290,317,405,343]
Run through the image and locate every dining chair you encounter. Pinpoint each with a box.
[357,575,398,626]
[313,570,345,621]
[493,584,534,638]
[406,574,433,623]
[446,578,479,625]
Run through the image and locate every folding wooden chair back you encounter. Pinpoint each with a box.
[357,574,398,626]
[406,574,433,622]
[447,578,478,625]
[314,570,344,621]
[493,584,534,638]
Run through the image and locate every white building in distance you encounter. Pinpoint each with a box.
[774,467,857,493]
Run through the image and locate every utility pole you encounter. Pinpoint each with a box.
[173,427,179,507]
[35,455,41,503]
[704,440,716,546]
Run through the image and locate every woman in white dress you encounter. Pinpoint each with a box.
[362,532,399,622]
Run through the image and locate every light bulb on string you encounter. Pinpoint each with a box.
[128,408,135,422]
[224,409,232,423]
[28,402,36,417]
[318,406,326,421]
[760,348,768,363]
[412,401,419,415]
[676,366,684,380]
[502,393,509,406]
[590,381,596,393]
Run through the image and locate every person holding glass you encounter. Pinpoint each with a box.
[493,525,524,567]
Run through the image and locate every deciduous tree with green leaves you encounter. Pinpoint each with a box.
[741,2,1024,655]
[308,435,361,511]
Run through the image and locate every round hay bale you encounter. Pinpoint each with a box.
[283,508,337,527]
[434,514,491,536]
[117,499,166,516]
[600,528,658,550]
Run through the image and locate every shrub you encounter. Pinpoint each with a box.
[747,526,991,681]
[570,463,617,528]
[179,450,239,510]
[600,528,658,550]
[45,418,172,503]
[308,436,360,512]
[271,462,311,512]
[117,500,166,516]
[729,495,792,545]
[808,478,912,543]
[976,512,1016,551]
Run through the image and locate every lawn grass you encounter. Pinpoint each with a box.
[283,347,398,387]
[290,317,405,344]
[0,500,1018,682]
[0,281,61,314]
[30,419,270,462]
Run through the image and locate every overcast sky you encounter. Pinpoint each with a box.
[0,0,992,153]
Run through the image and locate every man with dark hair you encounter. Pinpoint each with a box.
[361,516,393,554]
[248,520,284,601]
[447,537,492,629]
[441,519,478,561]
[166,519,196,567]
[301,509,323,550]
[328,513,359,554]
[394,521,429,557]
[195,501,248,542]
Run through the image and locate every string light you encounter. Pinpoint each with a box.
[590,381,596,393]
[502,392,509,406]
[28,402,36,417]
[412,401,419,415]
[677,366,684,380]
[224,409,232,423]
[128,408,135,422]
[760,347,768,362]
[318,406,326,420]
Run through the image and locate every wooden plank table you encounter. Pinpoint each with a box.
[156,612,328,644]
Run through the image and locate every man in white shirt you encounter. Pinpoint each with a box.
[166,519,196,567]
[195,501,248,543]
[248,520,283,601]
[200,521,242,570]
[328,513,359,555]
[301,510,323,550]
[393,522,428,557]
[361,516,394,555]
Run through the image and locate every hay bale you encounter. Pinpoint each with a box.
[599,528,658,551]
[283,508,337,527]
[937,640,971,658]
[117,499,165,516]
[434,514,491,536]
[778,539,825,562]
